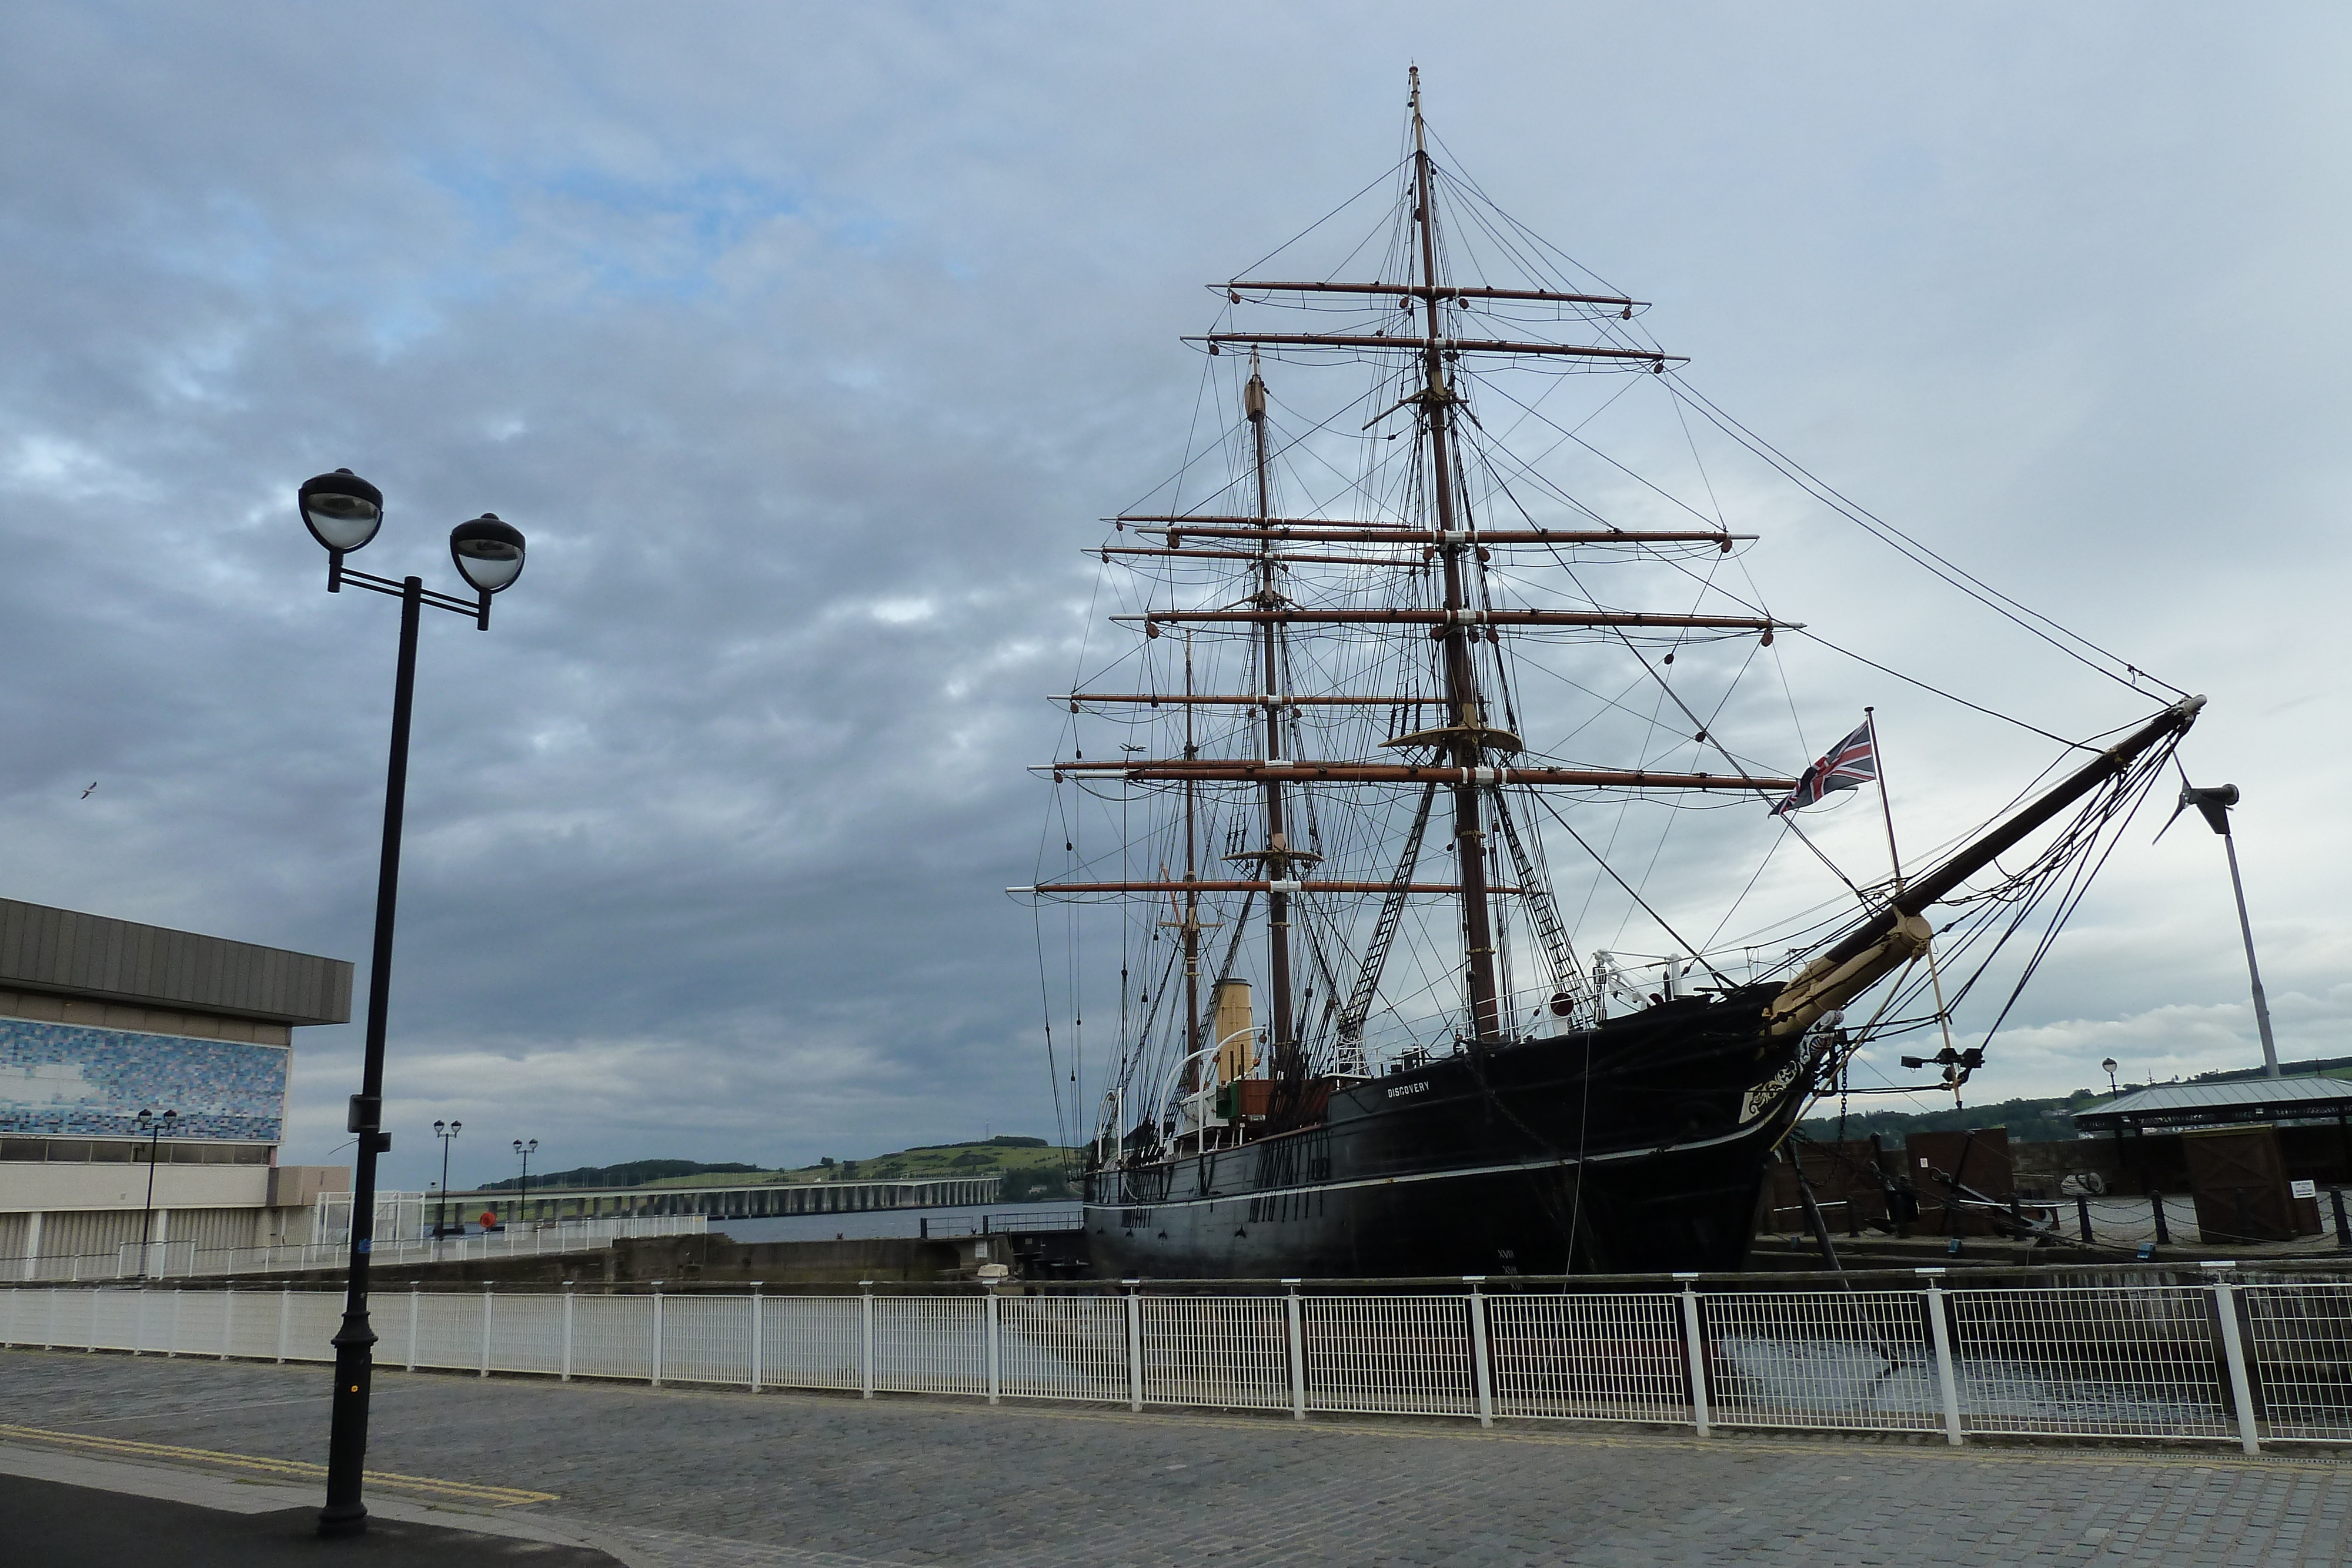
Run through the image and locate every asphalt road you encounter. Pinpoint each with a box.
[4,1346,2348,1566]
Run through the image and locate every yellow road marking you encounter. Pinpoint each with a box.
[0,1423,556,1506]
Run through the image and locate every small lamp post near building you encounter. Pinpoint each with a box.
[432,1120,463,1237]
[133,1108,176,1279]
[299,467,527,1540]
[513,1138,538,1225]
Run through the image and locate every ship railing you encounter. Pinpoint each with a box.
[13,1264,2352,1451]
[1150,1033,1252,1142]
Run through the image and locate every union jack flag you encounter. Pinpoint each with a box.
[1772,720,1877,815]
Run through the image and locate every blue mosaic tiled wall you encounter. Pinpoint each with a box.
[0,1019,288,1142]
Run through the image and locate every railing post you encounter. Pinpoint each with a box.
[220,1289,233,1360]
[276,1285,290,1363]
[748,1285,762,1393]
[406,1284,419,1371]
[132,1285,147,1355]
[1917,1268,1965,1446]
[1465,1278,1494,1428]
[1123,1281,1144,1412]
[167,1286,182,1358]
[2076,1196,2094,1243]
[985,1288,1001,1405]
[2208,1267,2261,1456]
[1283,1280,1306,1421]
[858,1282,875,1399]
[561,1282,575,1382]
[480,1285,494,1378]
[2151,1189,2171,1245]
[650,1284,666,1388]
[1674,1275,1710,1436]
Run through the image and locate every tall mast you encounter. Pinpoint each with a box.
[1246,352,1300,1079]
[1410,67,1504,1045]
[1182,631,1201,1069]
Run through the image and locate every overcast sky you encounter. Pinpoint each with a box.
[2,4,2346,1191]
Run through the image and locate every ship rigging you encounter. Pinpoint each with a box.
[1020,72,2198,1278]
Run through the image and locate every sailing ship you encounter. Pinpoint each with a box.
[1024,72,2200,1279]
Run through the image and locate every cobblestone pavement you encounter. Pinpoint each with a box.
[5,1347,2350,1567]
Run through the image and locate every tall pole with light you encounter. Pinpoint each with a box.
[513,1138,537,1223]
[2102,1058,2120,1097]
[300,468,527,1539]
[2170,784,2281,1079]
[432,1119,463,1236]
[133,1108,176,1279]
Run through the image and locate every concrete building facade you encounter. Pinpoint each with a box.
[0,898,352,1278]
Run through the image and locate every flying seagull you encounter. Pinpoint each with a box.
[79,781,96,798]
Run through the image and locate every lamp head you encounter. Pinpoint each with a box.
[2102,1057,2118,1074]
[136,1109,152,1131]
[450,514,526,595]
[299,469,385,553]
[434,1119,445,1135]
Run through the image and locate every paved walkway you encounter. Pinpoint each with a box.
[5,1346,2350,1566]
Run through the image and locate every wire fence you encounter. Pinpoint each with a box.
[9,1270,2352,1450]
[1,1215,709,1283]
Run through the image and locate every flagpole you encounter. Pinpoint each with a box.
[1868,707,1960,1087]
[1867,707,1903,887]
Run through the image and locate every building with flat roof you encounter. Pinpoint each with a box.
[0,897,353,1278]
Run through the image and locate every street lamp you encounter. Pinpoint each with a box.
[133,1108,176,1279]
[2102,1058,2119,1096]
[302,468,527,1540]
[432,1120,463,1237]
[2169,783,2281,1079]
[513,1139,538,1225]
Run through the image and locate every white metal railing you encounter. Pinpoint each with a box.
[11,1266,2352,1450]
[1,1215,708,1283]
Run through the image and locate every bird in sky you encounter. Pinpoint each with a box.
[79,781,97,799]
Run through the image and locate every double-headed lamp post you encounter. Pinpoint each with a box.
[301,468,526,1540]
[134,1108,176,1279]
[433,1119,463,1237]
[514,1138,538,1223]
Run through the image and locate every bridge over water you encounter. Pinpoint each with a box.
[429,1175,1001,1231]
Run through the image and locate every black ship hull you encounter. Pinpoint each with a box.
[1085,985,1815,1279]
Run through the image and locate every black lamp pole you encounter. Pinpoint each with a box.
[134,1108,176,1280]
[513,1138,537,1223]
[302,469,526,1540]
[433,1120,462,1237]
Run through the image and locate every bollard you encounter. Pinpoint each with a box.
[2151,1189,2171,1246]
[2333,1189,2351,1250]
[2076,1196,2095,1243]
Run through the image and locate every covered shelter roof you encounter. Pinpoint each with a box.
[2072,1074,2352,1134]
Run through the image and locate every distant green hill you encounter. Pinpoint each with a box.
[482,1137,1080,1202]
[481,1159,762,1191]
[1799,1054,2352,1146]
